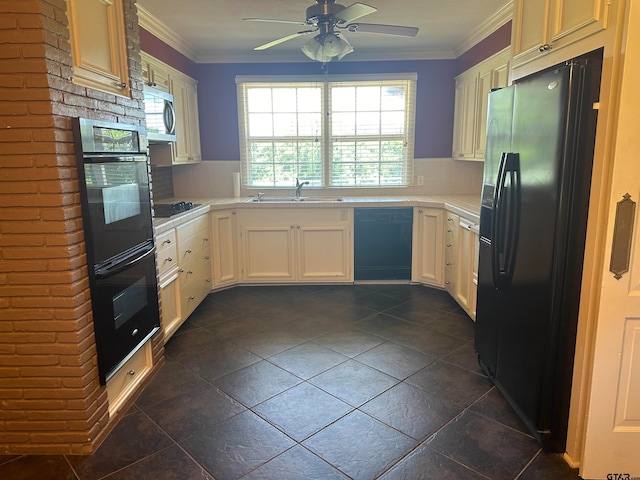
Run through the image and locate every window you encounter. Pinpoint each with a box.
[237,74,416,188]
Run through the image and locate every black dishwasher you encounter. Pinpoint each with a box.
[354,208,413,280]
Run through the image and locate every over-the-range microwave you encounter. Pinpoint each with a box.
[143,85,176,143]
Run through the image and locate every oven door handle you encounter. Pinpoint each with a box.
[95,245,156,280]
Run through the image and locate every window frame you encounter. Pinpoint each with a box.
[236,73,417,189]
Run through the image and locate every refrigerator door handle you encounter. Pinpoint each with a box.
[492,152,521,289]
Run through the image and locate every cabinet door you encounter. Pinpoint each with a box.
[455,219,473,312]
[512,0,549,62]
[412,208,445,287]
[211,211,239,288]
[241,225,296,282]
[159,273,181,341]
[452,74,478,159]
[67,0,130,96]
[549,0,608,47]
[297,225,352,282]
[474,69,493,160]
[444,213,459,295]
[170,75,201,164]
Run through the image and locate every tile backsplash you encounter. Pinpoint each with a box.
[169,158,483,200]
[150,166,175,200]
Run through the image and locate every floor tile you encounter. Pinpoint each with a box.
[181,410,295,480]
[425,310,476,341]
[441,340,485,375]
[309,359,398,407]
[204,313,272,340]
[354,312,415,340]
[68,411,174,480]
[178,342,262,381]
[354,341,436,380]
[379,445,486,480]
[268,342,348,379]
[383,302,445,325]
[254,383,353,441]
[351,292,407,312]
[313,327,384,357]
[232,328,307,358]
[214,360,302,407]
[281,313,352,340]
[407,361,492,409]
[0,455,77,480]
[241,445,348,479]
[143,384,245,441]
[427,410,540,480]
[469,387,531,436]
[102,445,209,480]
[134,358,211,411]
[388,323,468,358]
[163,328,224,362]
[188,301,244,328]
[518,452,582,479]
[303,410,416,480]
[360,382,461,440]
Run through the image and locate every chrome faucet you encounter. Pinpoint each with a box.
[257,192,265,201]
[295,178,309,198]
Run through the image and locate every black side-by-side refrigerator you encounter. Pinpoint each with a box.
[475,49,602,452]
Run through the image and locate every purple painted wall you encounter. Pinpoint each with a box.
[456,22,512,75]
[195,60,457,160]
[139,27,197,78]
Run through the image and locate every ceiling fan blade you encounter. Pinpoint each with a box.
[243,17,308,26]
[254,30,315,51]
[345,23,419,37]
[334,3,377,24]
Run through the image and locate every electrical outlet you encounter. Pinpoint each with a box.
[417,175,424,186]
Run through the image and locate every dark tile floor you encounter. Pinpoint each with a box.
[0,285,584,480]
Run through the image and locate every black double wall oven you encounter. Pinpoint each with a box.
[73,118,160,384]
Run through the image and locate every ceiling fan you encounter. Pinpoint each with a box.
[244,0,419,62]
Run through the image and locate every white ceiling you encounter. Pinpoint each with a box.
[136,0,512,63]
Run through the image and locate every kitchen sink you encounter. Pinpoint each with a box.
[250,197,343,203]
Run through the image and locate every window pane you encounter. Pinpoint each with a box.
[332,87,356,111]
[356,112,380,135]
[247,88,272,112]
[272,88,297,112]
[332,112,356,136]
[381,86,405,110]
[381,111,405,135]
[297,88,322,113]
[298,113,321,136]
[356,86,381,111]
[248,113,273,136]
[273,113,297,136]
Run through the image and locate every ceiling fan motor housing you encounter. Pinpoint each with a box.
[306,1,346,25]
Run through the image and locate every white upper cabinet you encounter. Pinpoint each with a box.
[512,0,610,69]
[67,0,130,96]
[452,47,511,161]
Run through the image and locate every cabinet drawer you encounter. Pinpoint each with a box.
[180,257,211,318]
[157,243,178,277]
[178,229,210,263]
[179,252,210,288]
[106,340,153,416]
[176,215,209,243]
[156,229,177,253]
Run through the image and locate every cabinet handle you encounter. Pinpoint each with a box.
[446,262,451,266]
[446,244,452,247]
[290,225,295,229]
[418,209,423,213]
[187,270,193,275]
[232,211,236,215]
[127,370,136,376]
[189,296,195,300]
[204,237,209,242]
[447,218,453,222]
[445,281,450,285]
[179,268,184,273]
[205,256,210,260]
[162,239,172,245]
[186,249,192,254]
[116,82,128,89]
[538,43,552,52]
[447,229,452,233]
[206,279,211,283]
[165,257,173,262]
[297,225,300,229]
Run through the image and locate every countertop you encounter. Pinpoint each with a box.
[153,194,481,234]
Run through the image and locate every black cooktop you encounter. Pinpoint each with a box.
[154,202,200,218]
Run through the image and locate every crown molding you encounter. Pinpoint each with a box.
[455,0,513,57]
[137,5,198,61]
[196,48,456,64]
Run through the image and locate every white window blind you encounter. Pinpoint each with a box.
[237,74,416,188]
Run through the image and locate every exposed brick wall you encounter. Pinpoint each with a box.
[0,0,164,455]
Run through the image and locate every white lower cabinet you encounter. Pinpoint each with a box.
[156,213,212,342]
[210,210,239,288]
[411,207,445,287]
[237,208,353,283]
[446,213,480,320]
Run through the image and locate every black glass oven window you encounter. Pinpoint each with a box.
[113,276,148,330]
[92,126,139,152]
[84,163,142,225]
